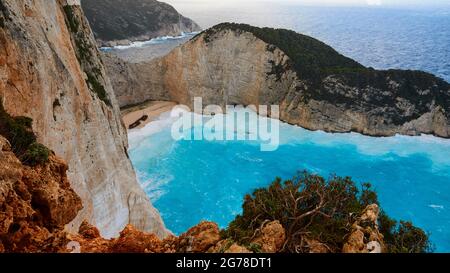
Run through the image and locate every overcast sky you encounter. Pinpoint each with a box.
[166,0,450,8]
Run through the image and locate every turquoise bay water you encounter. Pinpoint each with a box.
[129,112,450,252]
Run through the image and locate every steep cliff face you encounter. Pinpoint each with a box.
[81,0,201,47]
[0,0,166,238]
[102,53,170,108]
[108,23,450,138]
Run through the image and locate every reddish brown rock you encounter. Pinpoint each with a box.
[225,243,252,253]
[177,222,221,253]
[343,204,385,253]
[110,225,164,253]
[67,221,223,253]
[252,220,286,253]
[78,221,101,240]
[0,136,82,253]
[22,154,82,231]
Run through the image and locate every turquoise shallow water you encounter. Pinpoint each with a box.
[129,112,450,252]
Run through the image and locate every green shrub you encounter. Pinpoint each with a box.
[86,72,111,106]
[13,116,33,129]
[1,103,36,152]
[23,142,50,166]
[200,23,365,86]
[247,243,262,253]
[63,5,79,33]
[0,102,50,166]
[223,171,432,253]
[379,212,433,253]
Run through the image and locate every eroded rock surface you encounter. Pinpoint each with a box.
[0,0,166,238]
[343,204,385,253]
[251,220,286,253]
[0,136,82,252]
[70,221,251,253]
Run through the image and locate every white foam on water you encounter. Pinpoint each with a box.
[100,32,200,51]
[129,108,450,167]
[278,123,450,167]
[135,170,174,202]
[128,111,178,149]
[429,204,445,212]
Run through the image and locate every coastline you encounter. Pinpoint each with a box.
[122,101,177,130]
[125,101,450,168]
[100,32,200,51]
[100,32,198,63]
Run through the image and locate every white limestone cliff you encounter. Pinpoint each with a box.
[0,0,167,238]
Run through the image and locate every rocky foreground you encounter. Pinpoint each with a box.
[106,23,450,138]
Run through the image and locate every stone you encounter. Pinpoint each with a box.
[343,204,385,253]
[251,220,286,253]
[110,225,162,253]
[177,222,221,253]
[78,221,101,239]
[342,228,366,253]
[225,243,252,253]
[360,204,380,223]
[0,136,82,252]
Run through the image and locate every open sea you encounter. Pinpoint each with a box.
[169,1,450,82]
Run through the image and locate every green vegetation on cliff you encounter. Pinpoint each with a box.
[201,23,366,82]
[222,171,432,253]
[63,5,111,106]
[0,102,50,165]
[199,23,450,125]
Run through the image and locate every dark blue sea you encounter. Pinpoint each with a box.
[172,2,450,82]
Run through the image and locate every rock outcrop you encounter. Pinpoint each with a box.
[176,221,221,253]
[81,0,201,47]
[102,53,170,108]
[107,23,450,138]
[69,221,252,253]
[0,136,82,252]
[251,220,286,253]
[343,204,385,253]
[0,0,166,238]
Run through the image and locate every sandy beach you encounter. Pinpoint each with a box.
[122,101,177,130]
